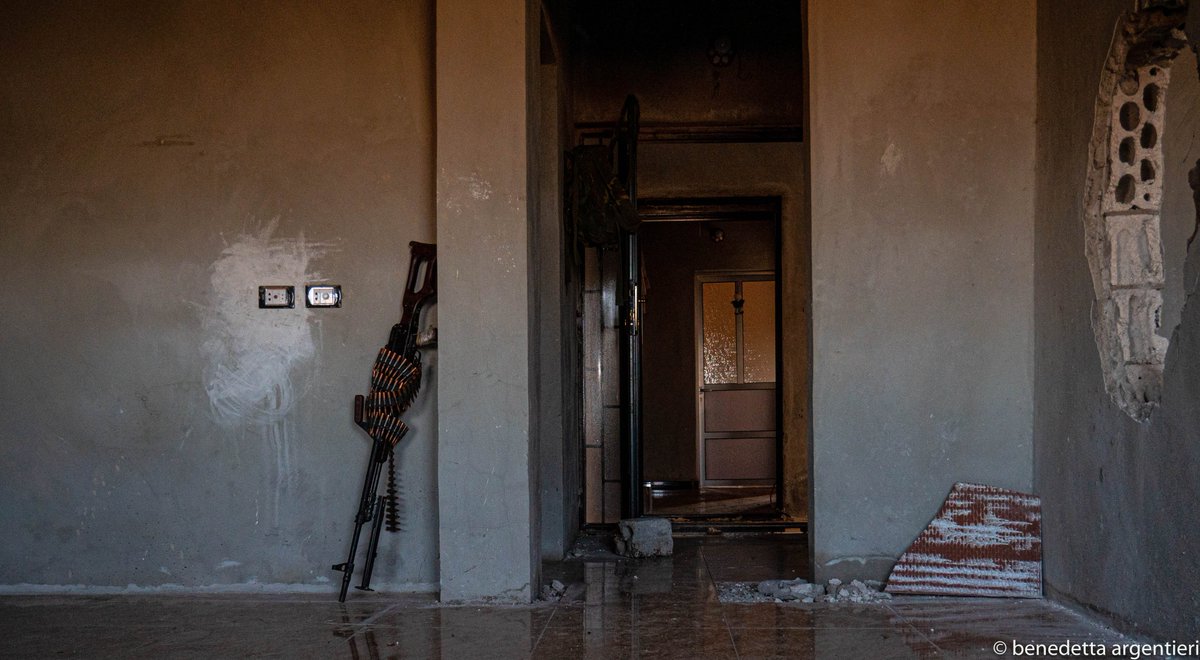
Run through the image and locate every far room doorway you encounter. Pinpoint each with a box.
[639,199,782,518]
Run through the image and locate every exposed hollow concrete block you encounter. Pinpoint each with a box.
[1120,363,1164,406]
[1106,213,1164,287]
[1104,67,1169,214]
[1081,7,1186,421]
[1112,289,1167,363]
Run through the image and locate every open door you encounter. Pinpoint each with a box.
[615,97,642,519]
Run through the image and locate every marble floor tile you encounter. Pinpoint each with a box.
[720,602,907,629]
[533,621,738,658]
[699,536,811,583]
[887,597,1129,656]
[730,626,942,660]
[0,538,1136,660]
[547,598,729,630]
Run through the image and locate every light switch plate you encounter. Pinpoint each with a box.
[259,285,295,309]
[305,285,342,308]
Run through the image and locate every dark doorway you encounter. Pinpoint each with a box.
[558,0,809,529]
[637,198,782,519]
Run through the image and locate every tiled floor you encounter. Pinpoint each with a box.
[0,536,1132,659]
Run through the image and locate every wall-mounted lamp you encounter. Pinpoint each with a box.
[708,35,734,67]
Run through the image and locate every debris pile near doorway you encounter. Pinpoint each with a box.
[566,531,623,560]
[758,578,893,604]
[538,580,567,601]
[715,582,775,603]
[715,578,894,604]
[885,482,1042,598]
[614,517,674,558]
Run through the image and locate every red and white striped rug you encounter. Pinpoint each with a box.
[885,482,1042,598]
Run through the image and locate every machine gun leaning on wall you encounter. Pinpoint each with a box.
[332,241,436,602]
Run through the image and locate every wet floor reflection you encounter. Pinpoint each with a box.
[330,600,553,660]
[1,537,1130,659]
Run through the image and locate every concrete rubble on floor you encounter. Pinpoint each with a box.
[613,517,674,557]
[758,577,893,604]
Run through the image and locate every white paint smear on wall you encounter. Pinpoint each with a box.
[200,218,334,427]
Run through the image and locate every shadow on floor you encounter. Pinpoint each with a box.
[648,486,778,517]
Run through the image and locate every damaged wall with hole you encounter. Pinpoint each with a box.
[0,2,440,590]
[1036,0,1200,640]
[807,1,1037,582]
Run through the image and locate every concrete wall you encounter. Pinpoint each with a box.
[0,1,439,591]
[807,1,1037,580]
[1036,0,1200,640]
[534,10,579,562]
[1160,46,1200,374]
[435,0,538,602]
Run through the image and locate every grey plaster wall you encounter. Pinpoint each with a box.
[1160,48,1200,360]
[1036,0,1200,640]
[807,1,1037,581]
[534,59,571,561]
[435,0,538,602]
[534,16,579,561]
[0,1,439,591]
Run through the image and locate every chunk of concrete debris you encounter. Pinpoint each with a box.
[822,578,892,604]
[614,517,674,558]
[839,579,891,602]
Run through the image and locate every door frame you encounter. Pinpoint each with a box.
[637,197,785,514]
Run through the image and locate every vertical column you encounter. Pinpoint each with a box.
[436,0,536,601]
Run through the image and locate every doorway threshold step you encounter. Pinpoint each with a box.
[670,519,807,536]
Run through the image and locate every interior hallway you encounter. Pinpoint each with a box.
[0,537,1131,658]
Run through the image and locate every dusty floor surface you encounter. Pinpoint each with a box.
[0,536,1134,658]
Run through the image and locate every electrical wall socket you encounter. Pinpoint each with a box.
[259,285,295,309]
[305,285,342,308]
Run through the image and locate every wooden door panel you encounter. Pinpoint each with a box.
[703,389,776,433]
[705,436,776,480]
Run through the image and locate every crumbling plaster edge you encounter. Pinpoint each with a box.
[1081,7,1191,422]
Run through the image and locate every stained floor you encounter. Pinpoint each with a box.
[0,536,1132,659]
